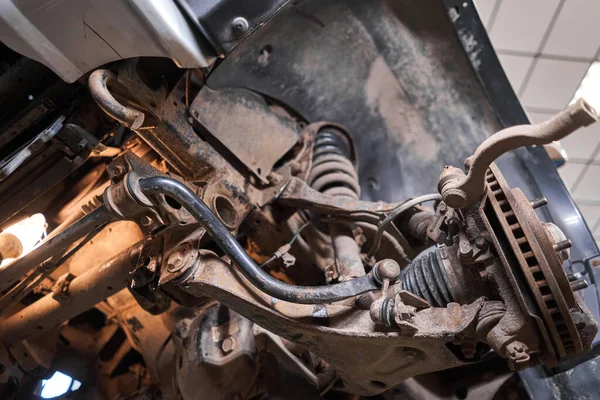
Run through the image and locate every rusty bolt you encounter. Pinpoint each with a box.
[530,197,548,209]
[167,253,184,272]
[514,344,524,352]
[109,164,125,178]
[460,338,477,359]
[403,348,417,360]
[325,264,338,281]
[222,337,236,354]
[395,302,416,321]
[166,243,196,274]
[554,240,572,252]
[458,241,473,259]
[475,236,488,250]
[462,348,476,359]
[593,259,600,267]
[140,216,153,227]
[506,341,530,363]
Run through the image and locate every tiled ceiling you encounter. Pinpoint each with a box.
[475,0,600,244]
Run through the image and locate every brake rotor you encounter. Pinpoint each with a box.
[484,164,582,359]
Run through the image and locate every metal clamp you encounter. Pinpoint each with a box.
[52,272,76,303]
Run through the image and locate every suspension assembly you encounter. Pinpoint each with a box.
[375,162,597,369]
[308,126,365,281]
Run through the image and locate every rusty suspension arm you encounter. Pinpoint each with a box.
[0,242,141,344]
[138,176,380,304]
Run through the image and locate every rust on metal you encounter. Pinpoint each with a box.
[480,163,595,364]
[190,86,300,183]
[439,99,598,208]
[88,69,145,130]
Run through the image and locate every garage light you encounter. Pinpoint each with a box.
[572,61,600,112]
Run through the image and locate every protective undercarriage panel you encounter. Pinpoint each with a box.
[207,0,502,203]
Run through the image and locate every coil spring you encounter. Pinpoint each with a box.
[308,129,360,199]
[400,247,454,307]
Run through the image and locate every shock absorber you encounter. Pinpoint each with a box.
[308,127,364,280]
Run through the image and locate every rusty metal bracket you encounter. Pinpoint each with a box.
[278,177,399,224]
[190,86,300,183]
[9,338,55,374]
[52,272,76,304]
[439,99,598,209]
[102,153,195,234]
[175,251,487,395]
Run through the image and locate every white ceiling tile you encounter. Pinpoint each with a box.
[577,204,600,229]
[557,162,586,191]
[498,54,534,93]
[572,164,600,200]
[474,0,498,27]
[542,0,600,59]
[520,58,590,110]
[560,122,600,161]
[527,111,554,124]
[489,0,560,53]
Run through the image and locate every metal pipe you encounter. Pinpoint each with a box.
[0,206,112,292]
[0,242,141,344]
[89,69,145,130]
[47,208,85,240]
[0,223,107,317]
[138,176,379,304]
[330,224,365,280]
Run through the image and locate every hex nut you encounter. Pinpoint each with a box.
[222,337,236,354]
